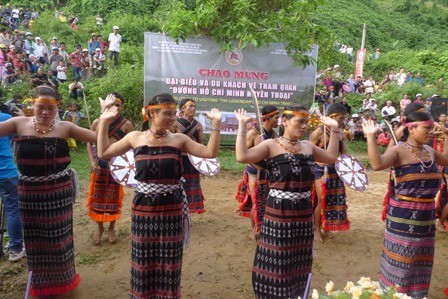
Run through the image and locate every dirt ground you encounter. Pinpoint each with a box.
[1,170,448,299]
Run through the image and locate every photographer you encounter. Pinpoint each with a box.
[4,93,24,116]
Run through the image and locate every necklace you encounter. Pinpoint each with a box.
[147,128,169,138]
[403,142,434,171]
[276,138,303,154]
[29,117,56,134]
[279,135,300,145]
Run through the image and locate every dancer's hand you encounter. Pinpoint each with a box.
[235,109,251,124]
[99,94,116,112]
[434,122,448,135]
[362,120,380,136]
[320,116,338,130]
[100,105,118,122]
[206,108,222,122]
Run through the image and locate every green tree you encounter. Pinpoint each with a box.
[162,0,328,66]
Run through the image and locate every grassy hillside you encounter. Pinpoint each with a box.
[314,0,448,51]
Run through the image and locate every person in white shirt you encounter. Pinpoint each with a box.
[381,100,396,121]
[108,25,121,66]
[346,45,354,62]
[365,99,378,112]
[396,67,407,87]
[96,15,103,28]
[56,60,67,82]
[363,75,375,94]
[33,37,47,64]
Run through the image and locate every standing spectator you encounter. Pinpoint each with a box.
[49,36,59,49]
[69,45,83,80]
[10,7,19,30]
[347,74,356,93]
[88,33,100,55]
[58,42,69,62]
[108,26,121,66]
[381,100,396,121]
[98,34,108,54]
[354,75,363,93]
[375,48,380,60]
[81,48,92,81]
[414,93,424,104]
[56,60,67,82]
[49,47,63,76]
[23,31,33,55]
[0,111,25,262]
[68,77,84,100]
[58,11,66,23]
[0,44,7,79]
[96,14,103,28]
[33,37,47,64]
[400,94,411,112]
[363,75,375,94]
[0,28,8,45]
[346,45,354,62]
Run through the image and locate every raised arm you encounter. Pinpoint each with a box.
[235,109,269,164]
[181,108,221,158]
[312,116,340,164]
[363,120,399,170]
[433,123,448,166]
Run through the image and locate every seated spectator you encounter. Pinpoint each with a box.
[29,66,49,88]
[340,96,351,114]
[68,77,84,100]
[377,128,391,146]
[4,93,24,116]
[381,100,396,121]
[2,62,21,87]
[28,54,40,74]
[47,69,59,89]
[92,48,106,71]
[363,75,375,94]
[59,11,67,23]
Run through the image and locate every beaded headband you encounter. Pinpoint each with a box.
[282,110,310,118]
[262,110,279,119]
[181,100,194,109]
[404,120,434,127]
[148,103,177,110]
[34,98,58,105]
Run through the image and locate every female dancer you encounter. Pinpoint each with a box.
[173,98,205,213]
[235,105,340,298]
[0,85,100,297]
[310,103,350,242]
[363,102,448,299]
[97,93,221,299]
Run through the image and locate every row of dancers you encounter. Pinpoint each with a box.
[0,86,447,298]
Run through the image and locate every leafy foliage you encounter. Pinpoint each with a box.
[162,0,327,66]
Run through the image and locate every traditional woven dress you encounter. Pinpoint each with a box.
[15,136,80,297]
[379,161,440,299]
[235,129,275,229]
[314,126,350,231]
[86,116,127,222]
[130,146,185,299]
[253,153,315,299]
[435,167,448,230]
[174,117,205,213]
